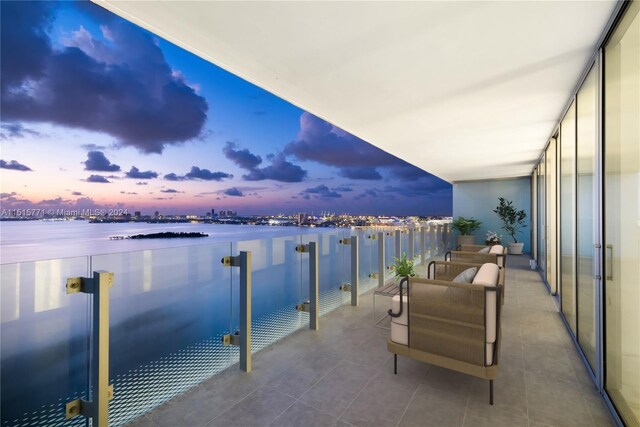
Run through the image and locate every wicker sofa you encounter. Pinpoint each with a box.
[428,260,505,304]
[387,263,502,404]
[447,244,507,268]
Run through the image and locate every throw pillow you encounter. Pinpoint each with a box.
[478,247,491,254]
[452,267,478,283]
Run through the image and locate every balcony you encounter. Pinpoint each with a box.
[0,224,615,426]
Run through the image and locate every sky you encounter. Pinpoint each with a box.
[0,1,452,216]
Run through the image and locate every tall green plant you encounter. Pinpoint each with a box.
[451,217,482,235]
[493,197,527,242]
[392,252,416,279]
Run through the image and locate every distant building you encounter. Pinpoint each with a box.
[154,211,159,218]
[134,211,141,218]
[211,208,215,218]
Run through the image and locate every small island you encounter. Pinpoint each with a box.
[110,232,209,240]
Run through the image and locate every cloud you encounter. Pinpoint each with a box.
[86,174,110,183]
[1,2,208,153]
[185,166,233,181]
[0,123,40,140]
[84,151,120,172]
[339,167,382,180]
[163,173,184,181]
[332,186,353,192]
[136,181,148,185]
[160,188,182,193]
[301,184,341,199]
[243,153,307,183]
[1,159,33,171]
[164,167,233,181]
[0,192,18,199]
[81,143,107,151]
[71,191,83,196]
[223,141,263,169]
[285,112,403,169]
[223,187,244,197]
[125,166,158,179]
[222,143,307,183]
[355,189,380,200]
[389,164,433,181]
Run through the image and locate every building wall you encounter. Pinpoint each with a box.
[452,177,531,253]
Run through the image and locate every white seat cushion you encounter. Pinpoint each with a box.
[472,263,499,365]
[390,295,408,325]
[390,321,408,345]
[489,244,504,254]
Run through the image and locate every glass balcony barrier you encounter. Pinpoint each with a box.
[1,223,450,426]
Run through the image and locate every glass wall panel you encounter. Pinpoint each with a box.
[1,257,90,426]
[546,137,558,294]
[532,168,538,262]
[576,65,598,371]
[604,2,640,424]
[92,243,234,426]
[560,102,577,334]
[538,154,546,273]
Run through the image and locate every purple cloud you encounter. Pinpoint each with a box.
[125,166,158,179]
[84,151,120,172]
[223,141,263,169]
[223,187,244,197]
[0,123,40,140]
[301,185,341,199]
[339,167,382,180]
[185,166,233,181]
[0,159,32,171]
[160,188,182,193]
[1,2,208,153]
[243,153,307,183]
[86,175,110,183]
[285,113,402,169]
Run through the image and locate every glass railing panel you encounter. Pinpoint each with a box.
[401,229,410,258]
[1,256,90,427]
[234,235,303,353]
[91,243,233,426]
[384,230,397,282]
[302,230,349,316]
[355,229,377,294]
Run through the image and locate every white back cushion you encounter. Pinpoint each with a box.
[472,263,499,360]
[489,244,504,254]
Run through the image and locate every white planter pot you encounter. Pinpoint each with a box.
[508,242,524,255]
[456,235,476,247]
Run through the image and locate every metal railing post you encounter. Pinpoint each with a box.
[430,225,437,257]
[222,252,252,372]
[309,242,319,330]
[408,227,415,259]
[295,242,319,330]
[240,251,252,372]
[420,226,426,265]
[350,235,359,306]
[65,271,114,426]
[378,231,385,287]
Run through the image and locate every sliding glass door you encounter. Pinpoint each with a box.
[546,137,558,294]
[604,2,640,425]
[576,65,598,373]
[560,103,577,336]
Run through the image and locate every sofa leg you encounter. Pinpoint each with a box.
[394,354,397,375]
[489,380,494,405]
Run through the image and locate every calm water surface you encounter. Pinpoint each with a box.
[0,221,332,263]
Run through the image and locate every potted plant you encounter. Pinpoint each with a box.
[485,230,502,246]
[392,252,416,280]
[493,198,527,254]
[451,216,482,246]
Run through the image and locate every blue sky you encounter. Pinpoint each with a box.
[0,1,452,216]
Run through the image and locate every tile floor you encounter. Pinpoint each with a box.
[126,255,614,427]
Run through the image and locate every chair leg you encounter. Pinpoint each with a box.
[394,354,397,375]
[489,380,494,405]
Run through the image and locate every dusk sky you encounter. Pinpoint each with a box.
[0,1,452,216]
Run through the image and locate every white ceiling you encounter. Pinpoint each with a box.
[94,1,618,183]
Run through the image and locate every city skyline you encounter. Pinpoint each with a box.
[0,1,452,216]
